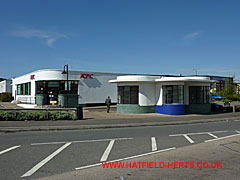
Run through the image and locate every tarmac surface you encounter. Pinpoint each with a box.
[35,135,240,180]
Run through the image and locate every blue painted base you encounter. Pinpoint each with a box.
[156,104,185,115]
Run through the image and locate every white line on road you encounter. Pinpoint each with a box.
[151,137,157,151]
[183,135,194,143]
[208,133,218,139]
[100,140,115,162]
[76,147,176,170]
[169,130,227,136]
[205,133,240,143]
[21,142,71,178]
[31,137,132,146]
[0,145,21,155]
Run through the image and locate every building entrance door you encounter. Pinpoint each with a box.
[47,82,60,105]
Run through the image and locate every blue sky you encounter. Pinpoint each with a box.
[0,0,240,81]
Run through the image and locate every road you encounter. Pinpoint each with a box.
[0,120,239,180]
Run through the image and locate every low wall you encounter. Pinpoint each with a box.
[117,104,155,114]
[185,104,211,114]
[156,104,185,115]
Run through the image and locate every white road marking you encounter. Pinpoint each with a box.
[0,145,21,155]
[21,142,71,177]
[151,137,157,151]
[31,137,132,146]
[236,131,240,134]
[76,147,176,170]
[169,130,227,136]
[183,135,194,143]
[205,133,240,142]
[208,133,218,139]
[100,140,115,162]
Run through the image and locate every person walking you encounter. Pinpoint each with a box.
[105,96,111,113]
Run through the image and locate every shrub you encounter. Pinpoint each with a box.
[236,106,240,112]
[0,111,15,121]
[49,111,74,120]
[0,92,12,102]
[0,110,74,121]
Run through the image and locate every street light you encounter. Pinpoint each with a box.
[192,68,197,76]
[62,64,69,108]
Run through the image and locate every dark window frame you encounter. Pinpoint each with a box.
[162,85,184,104]
[16,82,31,95]
[189,86,210,104]
[118,86,139,104]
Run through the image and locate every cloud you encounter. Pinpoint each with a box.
[11,26,67,47]
[184,32,200,41]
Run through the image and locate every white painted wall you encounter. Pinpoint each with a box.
[139,83,155,106]
[0,80,12,93]
[12,69,124,104]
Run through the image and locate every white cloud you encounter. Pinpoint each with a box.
[184,32,200,41]
[11,26,67,48]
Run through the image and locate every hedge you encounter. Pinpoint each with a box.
[0,92,12,102]
[0,110,75,121]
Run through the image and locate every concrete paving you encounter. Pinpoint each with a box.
[35,135,240,180]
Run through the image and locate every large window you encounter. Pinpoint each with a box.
[162,85,184,104]
[118,86,139,104]
[189,86,210,104]
[59,81,78,94]
[17,82,31,95]
[36,81,78,95]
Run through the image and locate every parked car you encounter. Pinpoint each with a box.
[210,101,224,112]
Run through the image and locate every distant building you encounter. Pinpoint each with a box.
[201,75,234,93]
[0,79,12,93]
[234,83,240,95]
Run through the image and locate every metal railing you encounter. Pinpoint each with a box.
[17,97,36,104]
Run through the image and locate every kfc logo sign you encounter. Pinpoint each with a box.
[80,73,93,79]
[30,75,35,80]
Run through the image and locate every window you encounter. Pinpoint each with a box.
[36,81,47,94]
[189,86,209,104]
[16,82,31,95]
[162,85,184,104]
[36,81,78,95]
[118,86,139,104]
[59,81,78,94]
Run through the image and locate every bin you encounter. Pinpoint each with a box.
[76,105,83,120]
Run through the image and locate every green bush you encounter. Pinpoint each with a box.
[0,110,74,121]
[236,106,240,112]
[0,111,15,121]
[49,111,74,120]
[0,92,12,102]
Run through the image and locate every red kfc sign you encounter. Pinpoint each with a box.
[30,75,35,80]
[80,73,93,79]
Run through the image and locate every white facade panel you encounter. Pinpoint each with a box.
[139,83,155,106]
[0,80,12,93]
[12,69,124,105]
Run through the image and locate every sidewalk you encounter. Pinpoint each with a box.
[36,135,240,180]
[0,108,240,132]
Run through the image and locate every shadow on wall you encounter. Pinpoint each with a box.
[79,78,102,88]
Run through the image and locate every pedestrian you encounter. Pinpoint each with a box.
[105,96,111,113]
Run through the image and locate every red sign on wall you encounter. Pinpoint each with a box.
[80,73,94,79]
[30,75,35,80]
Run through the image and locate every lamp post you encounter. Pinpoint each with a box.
[62,64,69,108]
[192,68,197,76]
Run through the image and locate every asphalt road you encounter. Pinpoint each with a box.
[0,121,240,180]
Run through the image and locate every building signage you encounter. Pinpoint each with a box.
[80,73,94,79]
[30,75,35,80]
